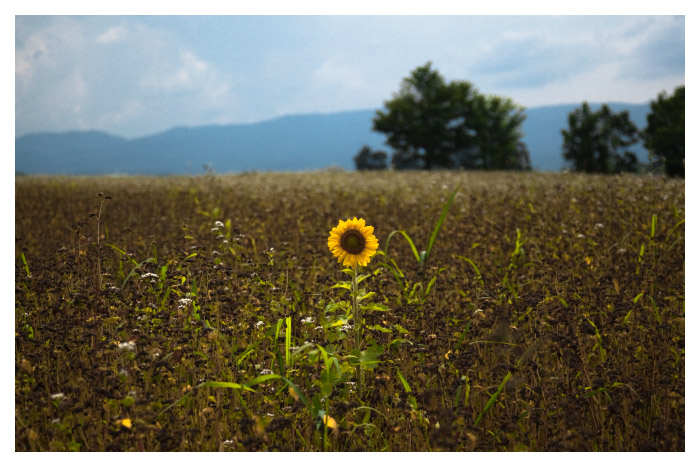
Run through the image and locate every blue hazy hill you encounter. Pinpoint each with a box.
[16,103,651,175]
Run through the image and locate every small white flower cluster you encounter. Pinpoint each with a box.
[340,324,354,333]
[140,272,158,282]
[50,392,66,401]
[178,298,193,309]
[215,221,224,228]
[118,341,137,352]
[259,368,272,375]
[255,320,265,329]
[300,316,314,324]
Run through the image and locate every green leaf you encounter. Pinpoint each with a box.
[389,338,413,348]
[358,291,375,302]
[291,342,315,358]
[349,345,384,369]
[199,381,255,393]
[356,274,371,284]
[328,316,350,327]
[361,302,389,312]
[455,255,484,288]
[474,371,511,427]
[423,185,459,266]
[119,396,135,407]
[244,373,282,388]
[324,300,349,313]
[396,368,412,393]
[285,316,292,367]
[366,324,392,333]
[384,230,421,264]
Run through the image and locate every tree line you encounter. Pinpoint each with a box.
[356,63,684,177]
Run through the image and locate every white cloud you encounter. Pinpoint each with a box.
[16,17,237,137]
[15,15,684,138]
[97,25,128,44]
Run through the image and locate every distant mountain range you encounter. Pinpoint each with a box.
[15,103,651,175]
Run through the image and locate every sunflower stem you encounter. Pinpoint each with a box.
[352,264,363,398]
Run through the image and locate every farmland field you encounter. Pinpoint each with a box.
[15,170,684,451]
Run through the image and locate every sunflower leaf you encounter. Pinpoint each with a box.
[331,281,352,291]
[358,291,375,302]
[356,274,371,284]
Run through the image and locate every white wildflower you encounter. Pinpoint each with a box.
[118,341,137,352]
[178,298,193,309]
[255,320,264,329]
[50,392,65,401]
[215,221,224,228]
[301,316,314,324]
[260,368,272,375]
[140,272,158,281]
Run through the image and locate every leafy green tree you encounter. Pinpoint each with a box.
[373,63,527,170]
[562,102,639,174]
[353,145,388,170]
[456,94,528,170]
[643,86,684,177]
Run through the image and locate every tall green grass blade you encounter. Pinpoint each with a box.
[274,318,283,342]
[285,316,292,367]
[455,255,484,288]
[120,257,156,288]
[20,252,31,277]
[474,371,512,427]
[244,373,283,388]
[103,243,138,265]
[650,213,657,239]
[396,368,412,393]
[199,381,254,392]
[423,185,459,267]
[665,219,685,243]
[649,296,661,325]
[384,230,421,264]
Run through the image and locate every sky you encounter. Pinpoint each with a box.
[14,14,685,139]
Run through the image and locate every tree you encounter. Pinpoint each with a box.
[643,86,684,177]
[562,103,639,174]
[354,145,388,170]
[456,94,528,170]
[372,63,527,170]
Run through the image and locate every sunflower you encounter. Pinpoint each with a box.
[327,217,379,268]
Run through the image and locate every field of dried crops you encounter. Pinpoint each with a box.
[15,170,684,451]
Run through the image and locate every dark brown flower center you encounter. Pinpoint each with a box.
[340,229,365,255]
